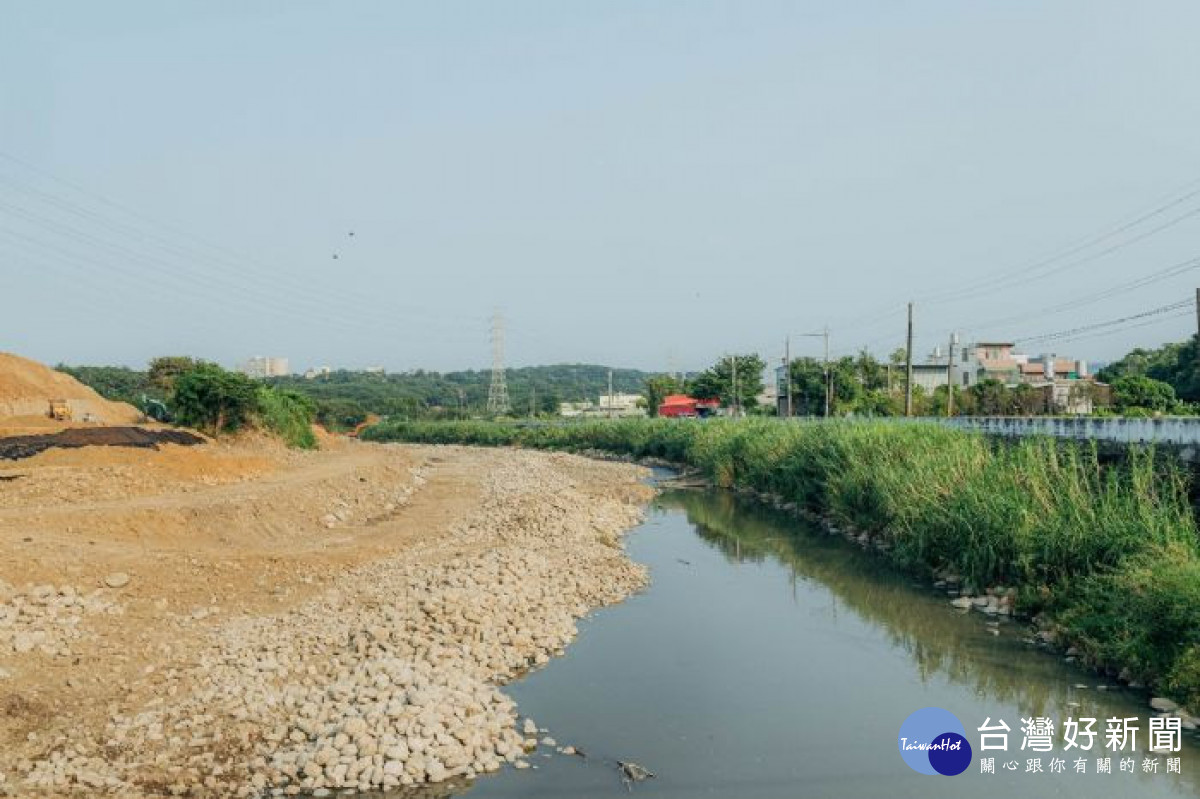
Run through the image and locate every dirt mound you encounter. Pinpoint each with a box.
[0,352,141,424]
[0,427,205,461]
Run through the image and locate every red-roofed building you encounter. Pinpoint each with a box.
[658,395,721,418]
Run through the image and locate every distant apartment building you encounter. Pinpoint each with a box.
[238,356,290,379]
[364,366,386,374]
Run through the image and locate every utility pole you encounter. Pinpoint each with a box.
[1195,287,1199,342]
[607,369,614,419]
[946,332,958,417]
[904,302,914,417]
[731,355,738,418]
[823,326,831,418]
[784,336,792,419]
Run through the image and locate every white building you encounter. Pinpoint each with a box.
[560,392,646,418]
[239,356,290,379]
[304,366,333,380]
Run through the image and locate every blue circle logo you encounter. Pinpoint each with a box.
[898,707,972,776]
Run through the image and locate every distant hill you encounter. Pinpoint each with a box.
[58,362,655,418]
[269,364,653,416]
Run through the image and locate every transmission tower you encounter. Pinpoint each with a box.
[487,312,511,415]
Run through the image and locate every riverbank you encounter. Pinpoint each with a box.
[0,439,652,796]
[364,418,1200,712]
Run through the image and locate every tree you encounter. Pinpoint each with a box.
[1111,375,1178,414]
[315,399,369,432]
[970,379,1011,416]
[149,356,202,393]
[172,363,259,434]
[786,357,829,416]
[852,389,902,417]
[55,365,152,404]
[1098,335,1200,404]
[643,375,683,418]
[687,354,765,412]
[852,350,888,391]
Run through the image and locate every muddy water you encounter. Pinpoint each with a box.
[452,487,1200,798]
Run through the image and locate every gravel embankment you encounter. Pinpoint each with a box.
[12,448,652,796]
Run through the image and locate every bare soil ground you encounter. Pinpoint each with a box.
[0,435,653,796]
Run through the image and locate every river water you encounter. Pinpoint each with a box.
[446,485,1200,798]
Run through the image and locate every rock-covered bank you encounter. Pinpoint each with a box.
[8,447,653,796]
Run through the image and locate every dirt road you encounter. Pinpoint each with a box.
[0,437,653,796]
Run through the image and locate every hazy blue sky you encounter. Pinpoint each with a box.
[4,1,1200,373]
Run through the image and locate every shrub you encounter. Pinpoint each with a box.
[172,364,259,435]
[256,387,317,449]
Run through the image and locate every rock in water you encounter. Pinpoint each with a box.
[618,760,655,785]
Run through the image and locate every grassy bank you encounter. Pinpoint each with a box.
[364,417,1200,708]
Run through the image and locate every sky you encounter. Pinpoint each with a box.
[3,1,1200,374]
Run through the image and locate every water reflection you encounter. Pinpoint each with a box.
[659,488,1200,776]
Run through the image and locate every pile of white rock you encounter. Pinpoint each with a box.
[19,450,649,797]
[0,580,118,659]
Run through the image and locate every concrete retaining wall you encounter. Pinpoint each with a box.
[923,416,1200,458]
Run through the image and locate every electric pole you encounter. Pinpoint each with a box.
[784,336,792,419]
[607,369,614,419]
[731,355,738,418]
[946,332,958,417]
[823,326,831,418]
[904,302,914,417]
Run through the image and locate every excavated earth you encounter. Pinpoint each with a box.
[0,437,653,796]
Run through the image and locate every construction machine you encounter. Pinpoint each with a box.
[47,399,72,421]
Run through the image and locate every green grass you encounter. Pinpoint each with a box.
[364,417,1200,707]
[255,387,317,450]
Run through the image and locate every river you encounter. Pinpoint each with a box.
[439,482,1200,798]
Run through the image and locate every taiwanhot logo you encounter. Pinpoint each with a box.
[898,707,973,776]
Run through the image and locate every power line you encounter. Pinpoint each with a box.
[951,253,1200,336]
[1014,299,1192,347]
[922,177,1200,306]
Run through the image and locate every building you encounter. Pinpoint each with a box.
[658,394,720,418]
[239,356,290,379]
[304,366,333,380]
[954,342,1103,414]
[596,392,644,415]
[957,342,1021,387]
[910,363,952,393]
[560,392,646,418]
[364,366,386,375]
[1018,354,1088,384]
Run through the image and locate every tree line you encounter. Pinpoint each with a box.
[58,361,653,430]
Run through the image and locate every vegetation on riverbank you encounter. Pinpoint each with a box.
[364,417,1200,708]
